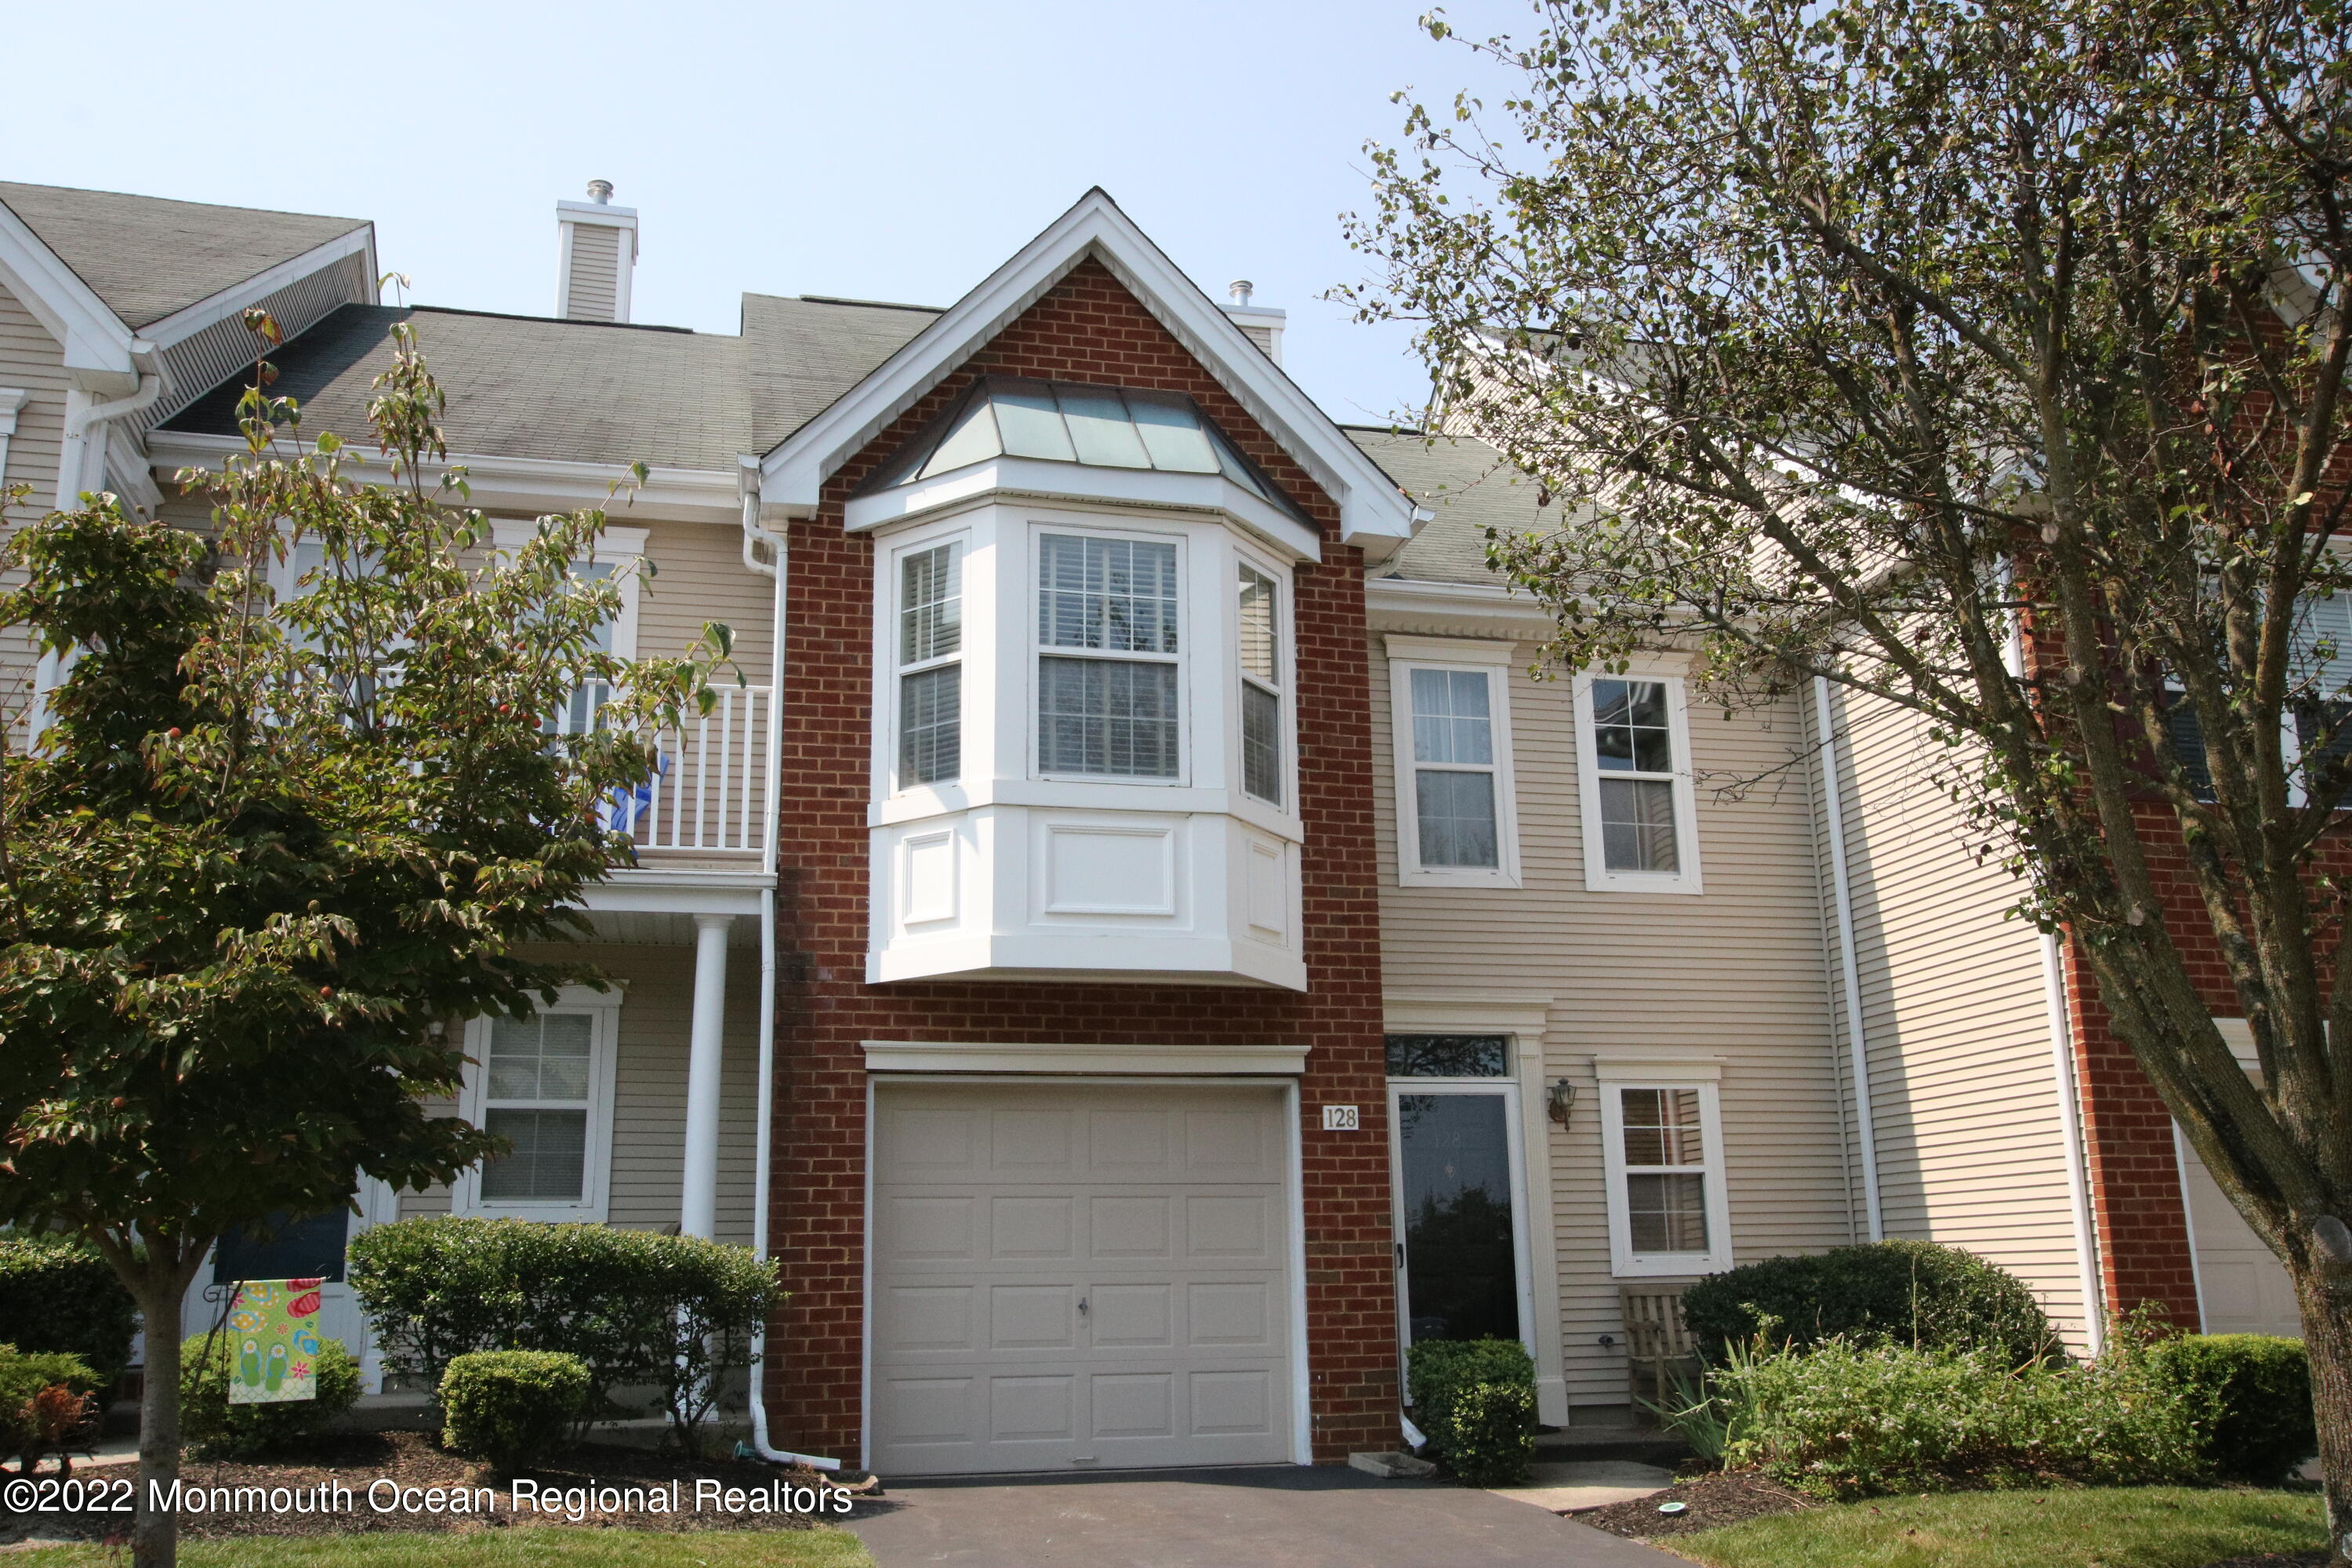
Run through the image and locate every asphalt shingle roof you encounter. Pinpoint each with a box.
[1346,428,1551,586]
[740,292,940,449]
[0,182,368,331]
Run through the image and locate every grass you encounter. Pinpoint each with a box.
[1671,1486,2326,1568]
[6,1527,874,1567]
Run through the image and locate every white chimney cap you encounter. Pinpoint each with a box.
[586,179,615,205]
[1228,279,1254,307]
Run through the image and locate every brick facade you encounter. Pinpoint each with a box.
[763,259,1396,1463]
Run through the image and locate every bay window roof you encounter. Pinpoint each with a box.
[859,375,1308,522]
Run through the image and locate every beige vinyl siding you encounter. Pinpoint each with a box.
[1373,619,1853,1411]
[1818,683,2096,1347]
[633,518,773,673]
[397,942,760,1243]
[0,283,73,731]
[564,225,622,322]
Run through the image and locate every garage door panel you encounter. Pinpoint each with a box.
[882,1109,977,1174]
[873,1083,1293,1475]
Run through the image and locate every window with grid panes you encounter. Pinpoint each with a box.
[898,542,963,786]
[1617,1087,1711,1255]
[477,1013,597,1203]
[1591,678,1680,873]
[1238,563,1281,803]
[1036,533,1181,778]
[1409,667,1500,867]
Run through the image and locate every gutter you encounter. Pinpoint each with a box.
[735,456,840,1472]
[63,362,163,502]
[1812,675,1885,1242]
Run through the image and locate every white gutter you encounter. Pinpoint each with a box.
[1812,675,1884,1242]
[735,458,840,1472]
[63,365,164,501]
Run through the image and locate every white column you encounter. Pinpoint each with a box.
[680,914,732,1239]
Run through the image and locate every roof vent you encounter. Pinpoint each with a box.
[1221,279,1284,367]
[555,181,638,322]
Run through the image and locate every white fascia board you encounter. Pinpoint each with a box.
[759,190,1419,551]
[0,200,136,387]
[140,226,379,349]
[579,869,774,916]
[149,431,739,524]
[842,456,1323,563]
[1366,574,1558,627]
[862,1039,1308,1076]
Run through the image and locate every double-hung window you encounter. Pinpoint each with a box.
[1575,671,1702,893]
[1596,1067,1732,1276]
[1388,637,1520,886]
[1237,562,1282,804]
[456,989,619,1222]
[1036,532,1181,779]
[898,541,963,786]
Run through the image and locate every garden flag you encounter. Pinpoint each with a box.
[224,1279,325,1404]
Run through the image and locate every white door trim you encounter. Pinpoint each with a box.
[1386,1079,1539,1403]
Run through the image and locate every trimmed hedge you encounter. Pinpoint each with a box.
[441,1351,589,1473]
[0,1345,100,1471]
[1444,1382,1536,1486]
[180,1333,362,1460]
[348,1218,783,1455]
[1681,1241,2053,1367]
[1406,1337,1536,1464]
[0,1236,139,1396]
[2147,1334,2315,1483]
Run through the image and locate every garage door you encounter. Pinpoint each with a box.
[870,1081,1294,1475]
[2179,1131,2302,1337]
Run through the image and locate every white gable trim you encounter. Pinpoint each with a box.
[140,226,378,350]
[757,190,1420,555]
[0,200,138,390]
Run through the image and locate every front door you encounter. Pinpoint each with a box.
[181,1180,399,1390]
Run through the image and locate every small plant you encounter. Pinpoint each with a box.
[1681,1241,2054,1367]
[1405,1337,1536,1460]
[440,1350,590,1475]
[1444,1381,1536,1486]
[0,1345,100,1474]
[179,1334,362,1460]
[2144,1333,2315,1483]
[0,1237,140,1403]
[1640,1356,1744,1464]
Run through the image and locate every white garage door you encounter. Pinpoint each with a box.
[2180,1131,2302,1338]
[870,1081,1294,1476]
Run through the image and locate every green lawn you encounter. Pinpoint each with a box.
[1673,1486,2326,1568]
[7,1526,873,1567]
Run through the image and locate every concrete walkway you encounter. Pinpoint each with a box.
[842,1464,1691,1568]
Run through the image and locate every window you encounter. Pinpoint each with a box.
[1574,671,1702,894]
[455,989,618,1221]
[1388,637,1521,887]
[1385,1034,1510,1077]
[1238,563,1282,804]
[898,541,962,786]
[488,523,645,739]
[1036,532,1181,779]
[1595,1066,1732,1276]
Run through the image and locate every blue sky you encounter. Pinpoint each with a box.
[13,0,1526,427]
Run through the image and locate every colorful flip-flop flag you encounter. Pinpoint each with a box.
[224,1279,326,1405]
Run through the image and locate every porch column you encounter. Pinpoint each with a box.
[680,913,731,1239]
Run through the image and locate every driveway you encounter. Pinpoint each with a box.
[840,1464,1691,1568]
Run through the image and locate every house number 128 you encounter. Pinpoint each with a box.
[1321,1105,1360,1131]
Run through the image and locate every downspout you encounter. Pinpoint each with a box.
[1812,675,1885,1242]
[1999,557,2105,1353]
[62,362,163,501]
[735,458,840,1471]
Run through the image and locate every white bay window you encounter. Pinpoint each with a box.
[898,540,963,787]
[1036,532,1181,779]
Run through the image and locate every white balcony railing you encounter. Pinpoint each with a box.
[556,682,773,858]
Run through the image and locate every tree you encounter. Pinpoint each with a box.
[0,311,729,1567]
[1343,0,2352,1548]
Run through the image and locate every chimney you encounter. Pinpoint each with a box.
[1222,278,1286,367]
[555,180,639,323]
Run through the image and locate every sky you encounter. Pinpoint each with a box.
[9,0,1530,427]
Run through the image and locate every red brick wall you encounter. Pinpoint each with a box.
[764,259,1396,1464]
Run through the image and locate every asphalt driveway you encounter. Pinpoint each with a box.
[840,1464,1691,1568]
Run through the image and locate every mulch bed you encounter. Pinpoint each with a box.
[1575,1468,1813,1540]
[2,1431,862,1545]
[2198,1557,2328,1568]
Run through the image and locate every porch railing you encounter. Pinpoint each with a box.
[554,682,774,858]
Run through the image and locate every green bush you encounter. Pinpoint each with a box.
[348,1217,783,1455]
[2147,1334,2315,1483]
[0,1236,139,1398]
[1715,1336,2205,1499]
[1406,1337,1536,1460]
[1681,1241,2053,1367]
[179,1333,362,1460]
[440,1350,589,1474]
[1444,1381,1536,1486]
[0,1345,100,1471]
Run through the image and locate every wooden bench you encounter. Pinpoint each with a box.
[1621,1286,1702,1409]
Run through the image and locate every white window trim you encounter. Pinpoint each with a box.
[1029,518,1191,788]
[489,520,646,661]
[451,983,622,1223]
[1386,635,1522,888]
[1593,1055,1733,1278]
[1573,666,1704,895]
[1233,545,1295,811]
[887,532,967,796]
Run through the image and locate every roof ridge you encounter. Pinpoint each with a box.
[0,180,366,230]
[409,305,697,335]
[792,293,946,314]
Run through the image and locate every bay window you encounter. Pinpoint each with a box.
[898,540,962,786]
[1238,563,1282,804]
[1036,532,1181,779]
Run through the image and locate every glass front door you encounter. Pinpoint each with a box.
[1391,1083,1529,1345]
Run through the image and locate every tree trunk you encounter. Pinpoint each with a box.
[131,1275,183,1568]
[2298,1259,2352,1568]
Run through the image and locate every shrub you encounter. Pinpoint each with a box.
[179,1333,362,1460]
[0,1345,100,1472]
[1444,1382,1536,1486]
[440,1350,589,1474]
[1716,1336,2204,1499]
[348,1217,783,1454]
[1681,1241,2053,1367]
[2146,1334,2315,1483]
[1406,1337,1536,1460]
[0,1236,139,1398]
